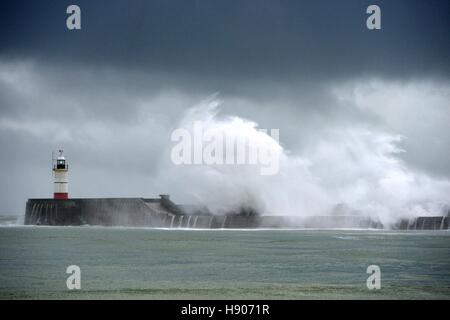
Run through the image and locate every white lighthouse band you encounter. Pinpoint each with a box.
[53,150,69,200]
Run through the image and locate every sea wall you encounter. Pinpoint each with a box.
[25,198,450,229]
[25,198,165,227]
[393,216,450,230]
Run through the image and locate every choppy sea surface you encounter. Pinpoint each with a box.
[0,225,449,299]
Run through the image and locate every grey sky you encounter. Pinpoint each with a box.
[0,0,449,215]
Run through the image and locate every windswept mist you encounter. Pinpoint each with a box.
[156,97,450,225]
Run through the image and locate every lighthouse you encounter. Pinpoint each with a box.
[53,150,69,199]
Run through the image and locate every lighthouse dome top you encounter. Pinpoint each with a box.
[57,156,66,161]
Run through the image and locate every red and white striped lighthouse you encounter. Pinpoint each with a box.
[52,150,69,199]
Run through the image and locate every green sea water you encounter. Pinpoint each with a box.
[0,226,449,299]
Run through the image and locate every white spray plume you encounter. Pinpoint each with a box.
[157,97,450,226]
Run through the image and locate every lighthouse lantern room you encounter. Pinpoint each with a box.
[52,150,69,199]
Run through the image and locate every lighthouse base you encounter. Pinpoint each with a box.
[53,193,68,200]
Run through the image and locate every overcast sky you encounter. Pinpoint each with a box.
[0,0,449,215]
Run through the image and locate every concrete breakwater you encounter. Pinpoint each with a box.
[24,197,450,230]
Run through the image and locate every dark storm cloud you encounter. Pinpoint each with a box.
[1,0,449,80]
